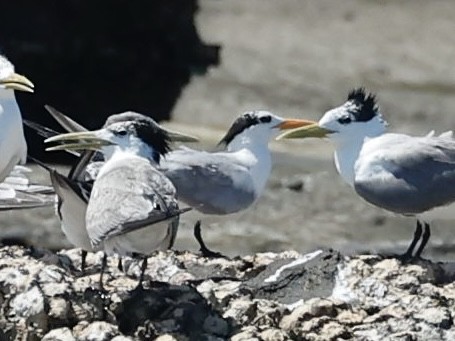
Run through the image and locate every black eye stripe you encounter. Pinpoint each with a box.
[259,115,272,123]
[114,129,127,136]
[338,116,352,124]
[217,113,260,146]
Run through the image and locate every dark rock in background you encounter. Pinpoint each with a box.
[0,1,220,161]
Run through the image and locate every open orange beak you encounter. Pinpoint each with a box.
[275,119,318,130]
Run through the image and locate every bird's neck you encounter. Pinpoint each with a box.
[0,92,20,122]
[0,92,27,180]
[333,133,381,186]
[104,139,160,166]
[226,130,270,152]
[98,149,157,179]
[332,118,387,186]
[227,136,272,196]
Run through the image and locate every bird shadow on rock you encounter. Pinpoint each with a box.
[115,281,231,339]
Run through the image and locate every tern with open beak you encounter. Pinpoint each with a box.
[278,88,455,260]
[45,113,196,287]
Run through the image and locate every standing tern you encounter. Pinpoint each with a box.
[27,108,198,270]
[25,106,100,272]
[159,111,314,256]
[0,54,34,182]
[28,154,96,273]
[278,87,455,260]
[0,55,53,209]
[45,113,197,286]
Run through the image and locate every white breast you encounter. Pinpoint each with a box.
[0,98,27,182]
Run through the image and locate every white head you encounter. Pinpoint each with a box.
[45,112,198,163]
[0,55,34,99]
[218,110,314,151]
[277,88,388,145]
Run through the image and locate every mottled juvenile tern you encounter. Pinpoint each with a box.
[278,88,455,260]
[46,113,196,286]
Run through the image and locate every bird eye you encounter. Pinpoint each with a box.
[259,115,272,123]
[337,116,352,124]
[115,130,127,136]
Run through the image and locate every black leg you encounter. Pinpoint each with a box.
[81,250,87,275]
[117,258,123,272]
[400,221,423,261]
[137,257,148,289]
[414,223,431,259]
[193,220,226,258]
[99,253,108,290]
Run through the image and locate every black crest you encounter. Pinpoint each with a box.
[347,88,379,122]
[217,112,260,147]
[105,111,171,162]
[104,111,154,127]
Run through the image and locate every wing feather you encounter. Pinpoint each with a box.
[354,133,455,214]
[160,148,256,214]
[87,157,184,246]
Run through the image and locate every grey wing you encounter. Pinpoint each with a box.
[87,159,185,246]
[0,188,54,210]
[160,148,256,214]
[354,135,455,215]
[0,166,55,210]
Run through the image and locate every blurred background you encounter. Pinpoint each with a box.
[2,0,455,259]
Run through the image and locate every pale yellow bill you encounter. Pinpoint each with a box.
[276,123,333,140]
[0,72,34,93]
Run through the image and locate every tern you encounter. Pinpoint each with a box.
[0,54,34,182]
[25,106,103,272]
[28,154,96,273]
[45,113,196,286]
[0,55,53,209]
[159,111,314,255]
[278,87,455,260]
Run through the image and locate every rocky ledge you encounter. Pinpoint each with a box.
[1,246,455,340]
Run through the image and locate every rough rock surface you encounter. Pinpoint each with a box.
[0,246,455,340]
